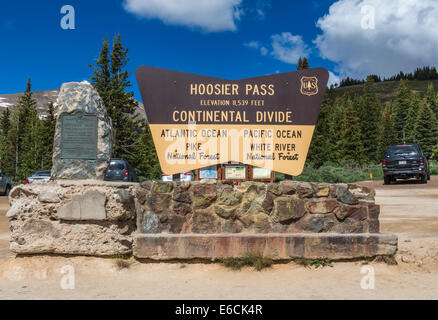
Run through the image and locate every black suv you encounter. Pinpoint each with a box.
[382,144,431,185]
[104,159,139,182]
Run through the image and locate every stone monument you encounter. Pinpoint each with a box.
[51,81,113,180]
[5,79,397,260]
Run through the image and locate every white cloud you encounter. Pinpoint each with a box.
[123,0,243,32]
[270,33,311,64]
[244,41,260,49]
[245,32,311,65]
[328,71,341,87]
[244,41,268,56]
[315,0,438,79]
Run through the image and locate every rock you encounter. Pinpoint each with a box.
[171,202,192,216]
[192,184,217,209]
[401,255,415,264]
[140,181,153,191]
[6,199,28,218]
[141,211,160,233]
[57,190,106,220]
[172,184,192,204]
[367,204,380,220]
[146,193,171,213]
[217,190,243,206]
[9,186,38,199]
[306,199,338,214]
[349,185,376,201]
[191,210,221,233]
[221,220,244,233]
[214,205,237,219]
[38,189,61,203]
[314,184,330,197]
[296,214,336,233]
[167,215,187,234]
[279,181,314,198]
[152,181,174,194]
[261,189,277,212]
[336,218,366,233]
[238,202,271,232]
[368,219,380,233]
[10,218,132,256]
[272,196,306,222]
[51,81,113,180]
[115,189,135,211]
[135,188,149,205]
[334,185,358,205]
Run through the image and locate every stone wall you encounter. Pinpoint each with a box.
[7,181,137,256]
[136,180,380,236]
[7,180,396,259]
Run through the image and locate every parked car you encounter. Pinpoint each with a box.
[104,158,139,182]
[25,170,51,184]
[0,172,12,196]
[382,144,431,185]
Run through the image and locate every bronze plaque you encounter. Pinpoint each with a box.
[61,114,98,160]
[136,66,329,176]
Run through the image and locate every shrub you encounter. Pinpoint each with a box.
[217,253,274,271]
[291,161,383,184]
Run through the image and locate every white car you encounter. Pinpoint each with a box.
[26,170,51,184]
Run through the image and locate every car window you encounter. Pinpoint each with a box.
[109,162,125,170]
[387,146,418,156]
[33,171,51,176]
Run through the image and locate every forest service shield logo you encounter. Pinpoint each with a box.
[300,76,319,96]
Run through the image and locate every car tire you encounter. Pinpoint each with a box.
[3,185,10,197]
[428,173,431,180]
[384,177,391,185]
[421,174,428,184]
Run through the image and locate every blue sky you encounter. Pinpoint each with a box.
[1,0,438,101]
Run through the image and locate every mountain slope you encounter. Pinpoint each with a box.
[331,80,438,103]
[0,89,146,120]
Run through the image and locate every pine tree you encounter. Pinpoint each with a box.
[11,79,39,181]
[90,37,112,117]
[17,81,41,181]
[404,94,421,143]
[0,108,11,137]
[296,57,309,70]
[0,108,14,176]
[393,80,413,142]
[415,101,438,154]
[90,34,143,166]
[134,125,161,180]
[354,77,383,163]
[297,57,303,70]
[378,107,397,159]
[340,100,365,164]
[302,57,309,70]
[307,94,336,167]
[38,102,56,169]
[425,83,438,120]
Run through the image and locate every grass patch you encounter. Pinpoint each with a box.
[373,255,398,265]
[112,254,134,270]
[292,257,334,268]
[217,253,274,271]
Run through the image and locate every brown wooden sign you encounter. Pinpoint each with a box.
[136,66,329,176]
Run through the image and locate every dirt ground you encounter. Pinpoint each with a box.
[0,178,437,300]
